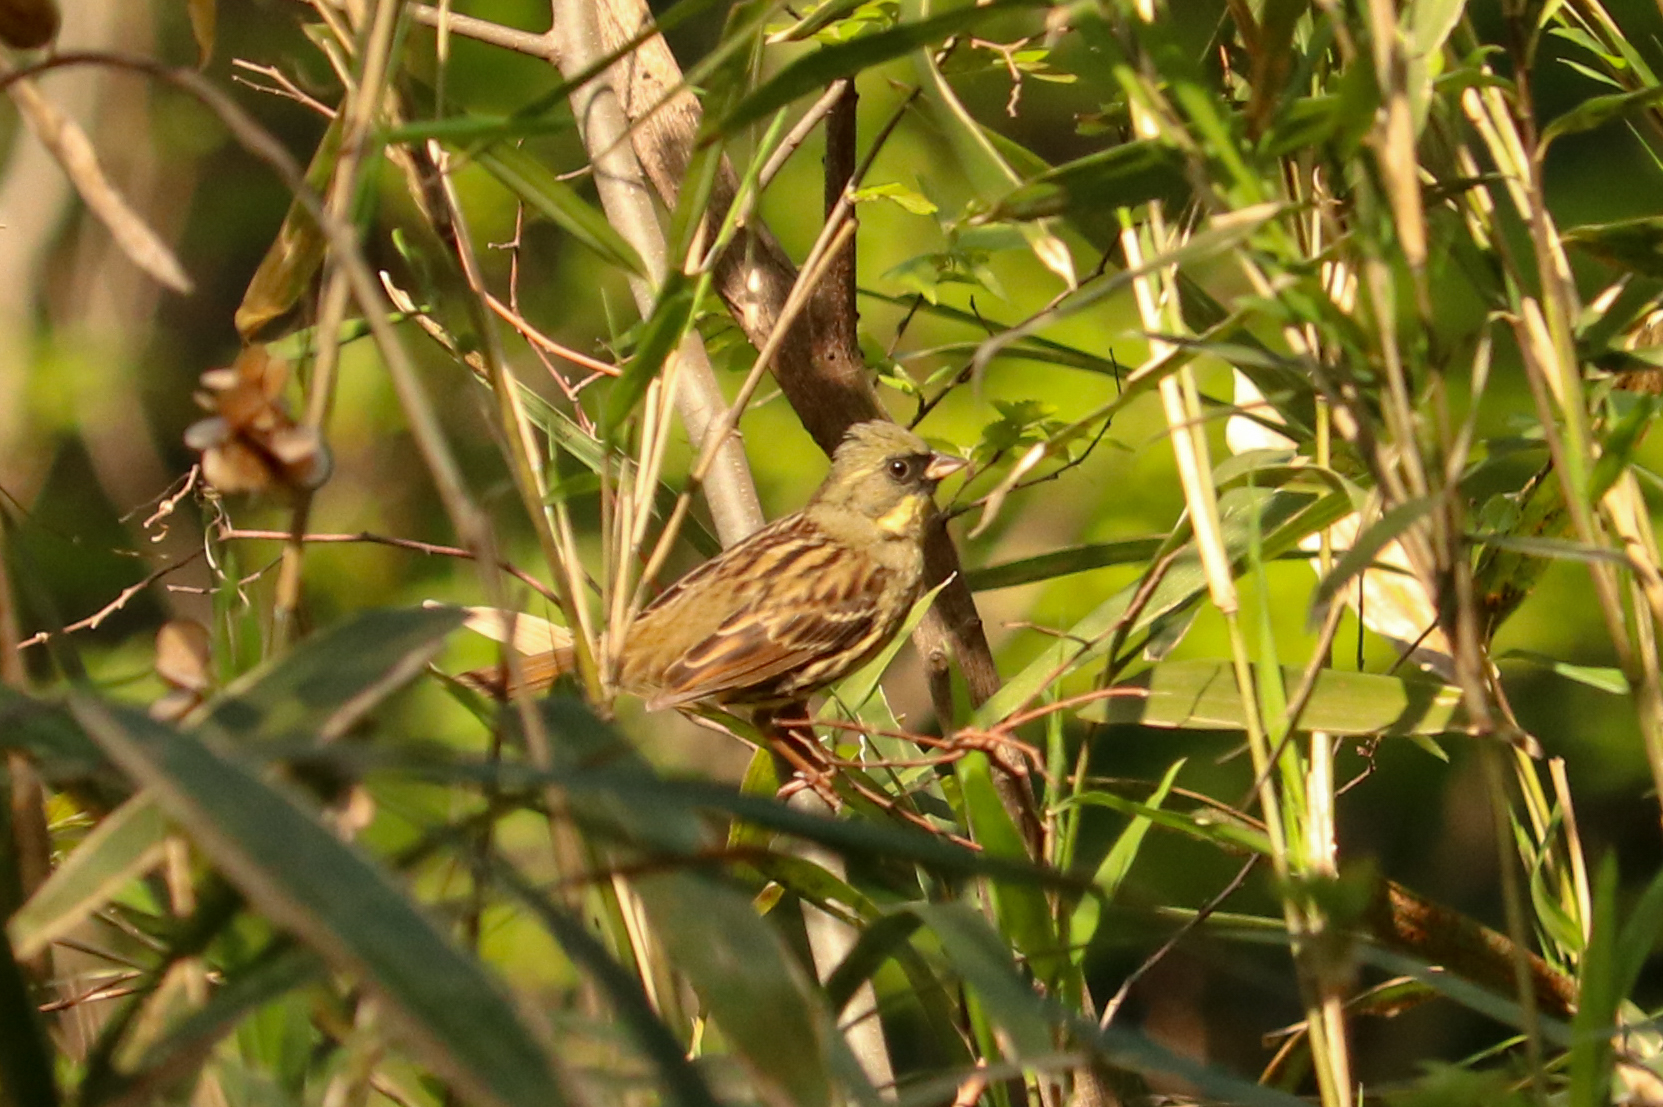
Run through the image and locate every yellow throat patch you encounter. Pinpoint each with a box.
[875,496,923,537]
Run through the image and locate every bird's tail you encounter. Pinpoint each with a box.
[427,602,577,698]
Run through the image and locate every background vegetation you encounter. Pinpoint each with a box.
[7,0,1663,1104]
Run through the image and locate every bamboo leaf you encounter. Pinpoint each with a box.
[68,698,568,1107]
[235,118,341,341]
[0,927,57,1107]
[1079,661,1469,738]
[967,537,1166,591]
[1064,790,1273,856]
[984,140,1187,223]
[1543,85,1663,150]
[1069,759,1184,953]
[976,485,1349,727]
[494,866,724,1107]
[1497,649,1629,694]
[956,751,1060,985]
[111,944,323,1104]
[0,687,116,791]
[710,0,1049,136]
[186,0,214,64]
[476,146,647,278]
[535,699,842,1107]
[202,606,464,746]
[8,794,167,961]
[1310,495,1439,622]
[603,271,697,434]
[917,902,1056,1058]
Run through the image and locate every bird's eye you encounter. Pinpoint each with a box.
[886,457,916,482]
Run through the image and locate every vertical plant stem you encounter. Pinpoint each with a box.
[274,0,404,649]
[1482,744,1548,1103]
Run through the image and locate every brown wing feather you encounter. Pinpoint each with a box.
[631,517,897,709]
[649,585,885,708]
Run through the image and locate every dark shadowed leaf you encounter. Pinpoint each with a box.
[495,865,724,1107]
[985,141,1186,223]
[68,699,567,1107]
[201,606,463,746]
[0,926,57,1107]
[536,698,842,1107]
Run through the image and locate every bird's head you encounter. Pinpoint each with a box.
[812,421,967,539]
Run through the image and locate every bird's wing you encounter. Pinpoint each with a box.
[646,545,894,710]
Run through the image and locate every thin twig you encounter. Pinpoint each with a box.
[17,551,207,650]
[216,528,561,604]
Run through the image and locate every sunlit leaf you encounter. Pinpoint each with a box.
[711,0,1049,136]
[534,699,842,1107]
[1079,660,1469,738]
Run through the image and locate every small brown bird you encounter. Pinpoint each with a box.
[466,421,967,710]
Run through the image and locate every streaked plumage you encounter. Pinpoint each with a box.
[465,421,966,709]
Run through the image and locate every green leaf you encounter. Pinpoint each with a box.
[494,866,723,1107]
[967,537,1166,591]
[202,606,465,746]
[378,112,570,145]
[984,140,1186,223]
[1310,495,1439,622]
[1612,859,1663,1011]
[1566,216,1663,279]
[112,943,323,1104]
[1069,759,1183,953]
[534,699,841,1107]
[0,686,117,794]
[977,484,1349,727]
[603,271,698,433]
[1496,649,1629,694]
[822,911,923,1014]
[916,902,1055,1059]
[956,752,1059,985]
[1078,661,1469,738]
[8,794,167,961]
[1467,533,1631,567]
[1064,790,1273,856]
[710,0,1049,136]
[0,926,57,1107]
[186,0,214,65]
[1589,392,1663,499]
[235,117,341,341]
[850,181,938,214]
[475,146,646,278]
[1543,85,1663,149]
[69,698,568,1107]
[826,579,949,713]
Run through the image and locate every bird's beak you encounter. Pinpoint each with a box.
[924,451,969,482]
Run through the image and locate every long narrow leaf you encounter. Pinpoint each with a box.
[1080,660,1468,738]
[69,699,568,1107]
